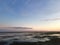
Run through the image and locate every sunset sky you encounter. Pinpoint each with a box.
[0,0,60,31]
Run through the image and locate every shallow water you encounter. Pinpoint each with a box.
[0,32,60,45]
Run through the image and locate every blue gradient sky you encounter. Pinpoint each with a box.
[0,0,60,31]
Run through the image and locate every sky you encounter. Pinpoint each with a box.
[0,0,60,31]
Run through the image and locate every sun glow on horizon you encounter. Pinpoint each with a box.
[32,20,60,31]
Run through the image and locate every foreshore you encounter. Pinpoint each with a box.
[0,37,60,45]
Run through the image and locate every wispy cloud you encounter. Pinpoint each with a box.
[8,27,32,29]
[0,27,32,32]
[41,18,60,21]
